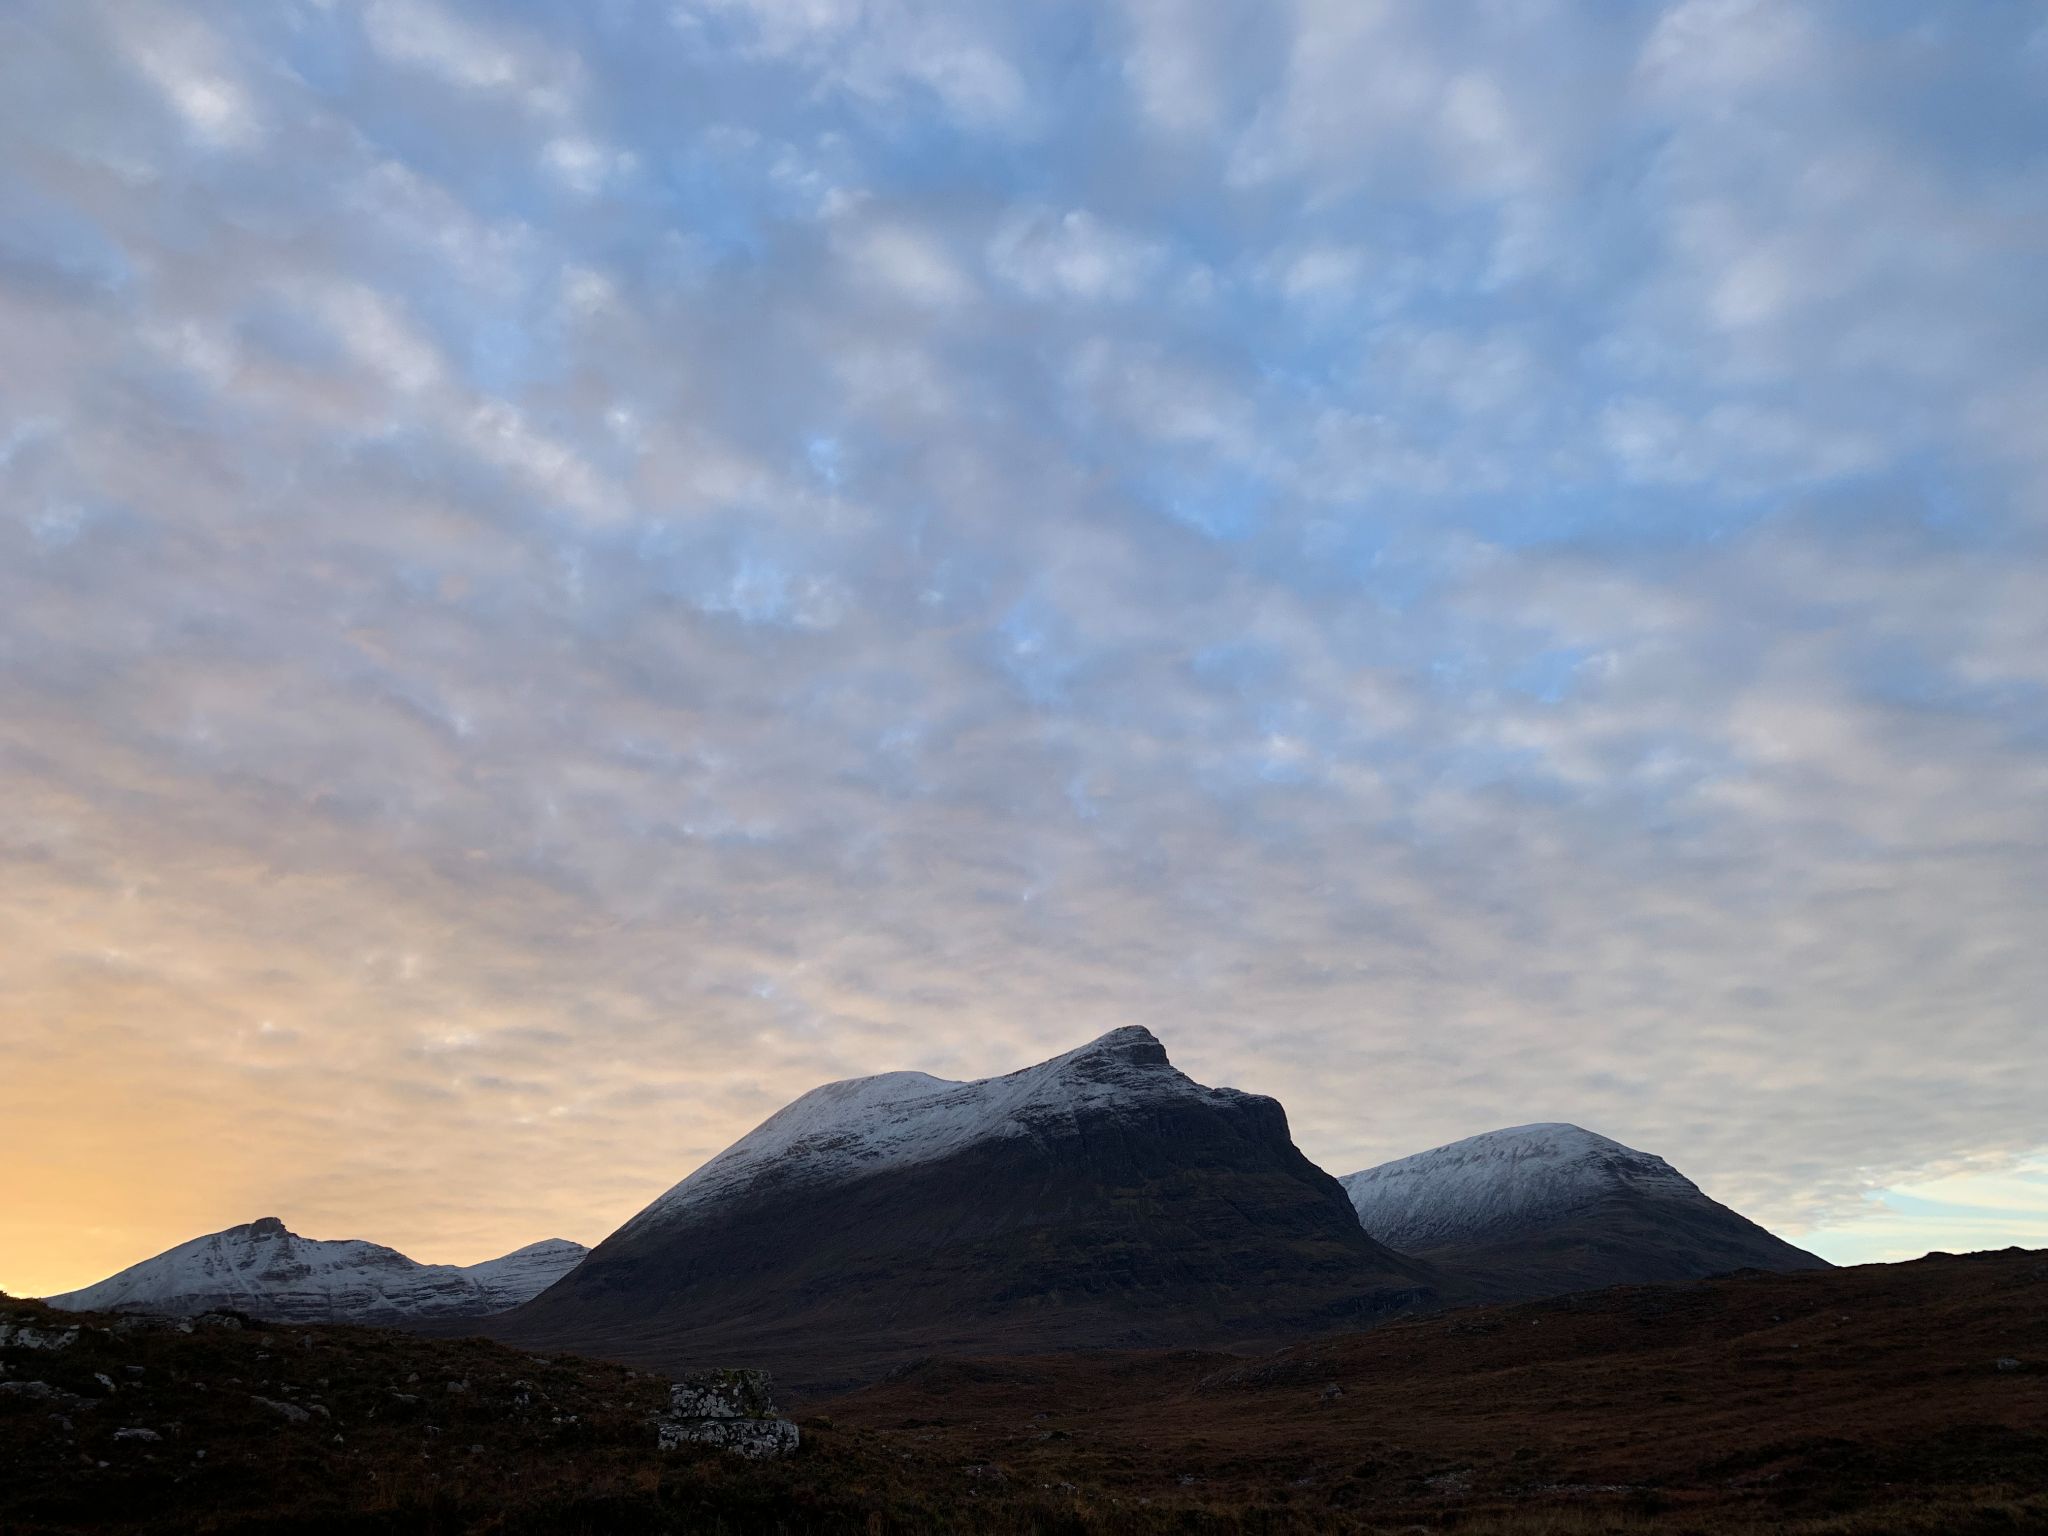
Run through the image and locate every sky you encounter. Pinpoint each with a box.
[2,0,2046,1298]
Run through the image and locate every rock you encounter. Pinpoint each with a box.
[0,1323,81,1351]
[1996,1357,2023,1372]
[252,1395,311,1423]
[667,1417,799,1458]
[657,1370,800,1459]
[113,1427,162,1443]
[667,1368,781,1420]
[111,1317,178,1338]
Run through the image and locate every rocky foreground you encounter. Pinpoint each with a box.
[3,1247,2045,1534]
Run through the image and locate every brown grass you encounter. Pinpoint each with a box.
[3,1247,2044,1533]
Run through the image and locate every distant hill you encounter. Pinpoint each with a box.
[1342,1122,1827,1301]
[43,1218,585,1324]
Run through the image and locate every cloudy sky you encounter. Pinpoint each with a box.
[4,0,2046,1296]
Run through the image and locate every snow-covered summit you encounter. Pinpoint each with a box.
[1340,1123,1699,1252]
[461,1238,588,1304]
[45,1218,587,1324]
[621,1025,1250,1238]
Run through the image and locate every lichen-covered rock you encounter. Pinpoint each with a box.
[657,1369,799,1459]
[0,1323,81,1351]
[667,1368,779,1420]
[659,1415,801,1457]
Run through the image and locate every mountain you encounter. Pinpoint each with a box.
[1340,1122,1828,1300]
[43,1218,586,1324]
[486,1026,1434,1391]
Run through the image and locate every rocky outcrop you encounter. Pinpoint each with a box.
[656,1370,799,1458]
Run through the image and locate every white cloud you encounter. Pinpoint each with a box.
[2,0,2044,1291]
[362,0,578,117]
[1117,0,1226,136]
[306,280,447,395]
[541,136,636,195]
[679,0,1030,131]
[987,209,1164,303]
[118,6,261,150]
[840,220,976,308]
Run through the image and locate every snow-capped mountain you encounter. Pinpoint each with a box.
[457,1238,588,1308]
[1341,1123,1826,1300]
[45,1219,586,1324]
[620,1025,1280,1238]
[492,1027,1434,1390]
[1341,1123,1698,1251]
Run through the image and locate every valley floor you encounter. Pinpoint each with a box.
[3,1248,2045,1534]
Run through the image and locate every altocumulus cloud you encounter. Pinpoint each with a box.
[2,0,2046,1291]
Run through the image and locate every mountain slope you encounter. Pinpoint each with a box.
[489,1027,1434,1391]
[1341,1123,1827,1301]
[44,1218,586,1324]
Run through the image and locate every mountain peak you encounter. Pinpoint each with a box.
[1466,1122,1618,1147]
[1343,1122,1712,1253]
[1047,1025,1172,1079]
[1067,1025,1167,1065]
[502,1028,1432,1387]
[47,1223,586,1323]
[1341,1123,1699,1252]
[1338,1121,1827,1295]
[620,1027,1241,1241]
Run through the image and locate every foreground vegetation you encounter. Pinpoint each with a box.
[3,1247,2044,1533]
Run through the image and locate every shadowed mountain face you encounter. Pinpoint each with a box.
[1342,1123,1829,1303]
[491,1028,1434,1393]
